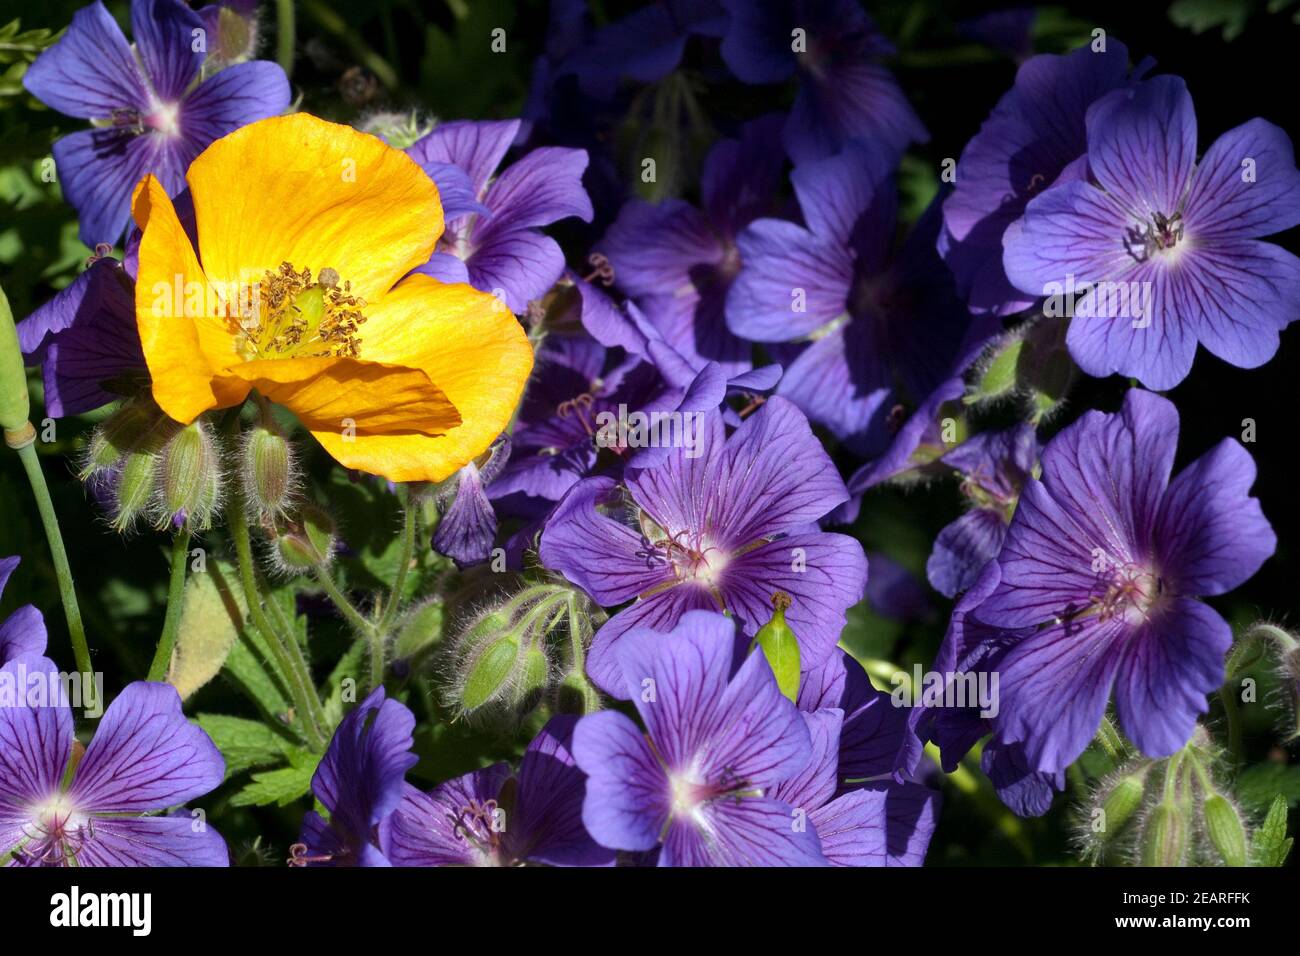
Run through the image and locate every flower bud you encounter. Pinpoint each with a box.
[274,504,336,572]
[752,592,800,702]
[1140,803,1188,867]
[0,282,29,433]
[510,645,551,713]
[112,448,162,531]
[81,401,166,478]
[1202,794,1249,867]
[156,420,223,531]
[1099,774,1146,838]
[357,111,433,150]
[241,423,296,519]
[965,334,1023,407]
[461,632,521,711]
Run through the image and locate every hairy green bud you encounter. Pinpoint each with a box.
[1141,803,1188,867]
[1203,794,1249,868]
[156,420,223,530]
[274,504,336,572]
[241,423,297,519]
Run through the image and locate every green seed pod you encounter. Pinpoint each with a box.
[0,283,30,432]
[753,592,800,703]
[156,420,223,530]
[1203,794,1249,867]
[461,633,521,711]
[242,423,296,519]
[1141,804,1188,867]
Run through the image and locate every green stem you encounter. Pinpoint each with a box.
[377,490,416,635]
[15,440,92,681]
[314,564,376,637]
[1220,682,1244,770]
[1094,716,1125,762]
[228,483,328,751]
[302,0,399,89]
[147,527,193,681]
[275,0,296,78]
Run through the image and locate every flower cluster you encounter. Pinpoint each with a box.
[0,0,1293,872]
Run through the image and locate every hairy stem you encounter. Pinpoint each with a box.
[147,527,193,681]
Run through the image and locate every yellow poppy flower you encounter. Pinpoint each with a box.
[131,112,533,483]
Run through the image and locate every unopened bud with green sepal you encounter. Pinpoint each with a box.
[752,592,800,703]
[156,420,223,531]
[1202,793,1249,867]
[242,422,296,520]
[0,283,30,434]
[274,503,336,572]
[1140,803,1188,867]
[460,632,521,711]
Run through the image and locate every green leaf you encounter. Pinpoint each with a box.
[1168,0,1257,41]
[194,714,296,777]
[229,749,320,808]
[167,560,245,700]
[1251,794,1293,867]
[1234,762,1300,813]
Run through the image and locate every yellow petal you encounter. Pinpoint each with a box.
[312,275,533,483]
[186,114,442,302]
[227,356,460,436]
[132,175,250,423]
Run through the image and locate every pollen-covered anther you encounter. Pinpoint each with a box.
[231,262,369,360]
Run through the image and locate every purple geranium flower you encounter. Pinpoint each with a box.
[1,657,227,866]
[0,557,47,665]
[381,715,614,867]
[1004,75,1300,389]
[957,8,1037,61]
[727,144,994,458]
[939,40,1135,315]
[719,0,926,164]
[978,389,1275,771]
[23,0,289,246]
[294,688,417,867]
[16,252,145,417]
[797,650,922,783]
[910,563,1064,817]
[407,119,594,314]
[490,321,725,515]
[539,397,866,695]
[573,611,826,866]
[563,0,727,99]
[772,706,939,866]
[926,424,1038,598]
[598,115,785,378]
